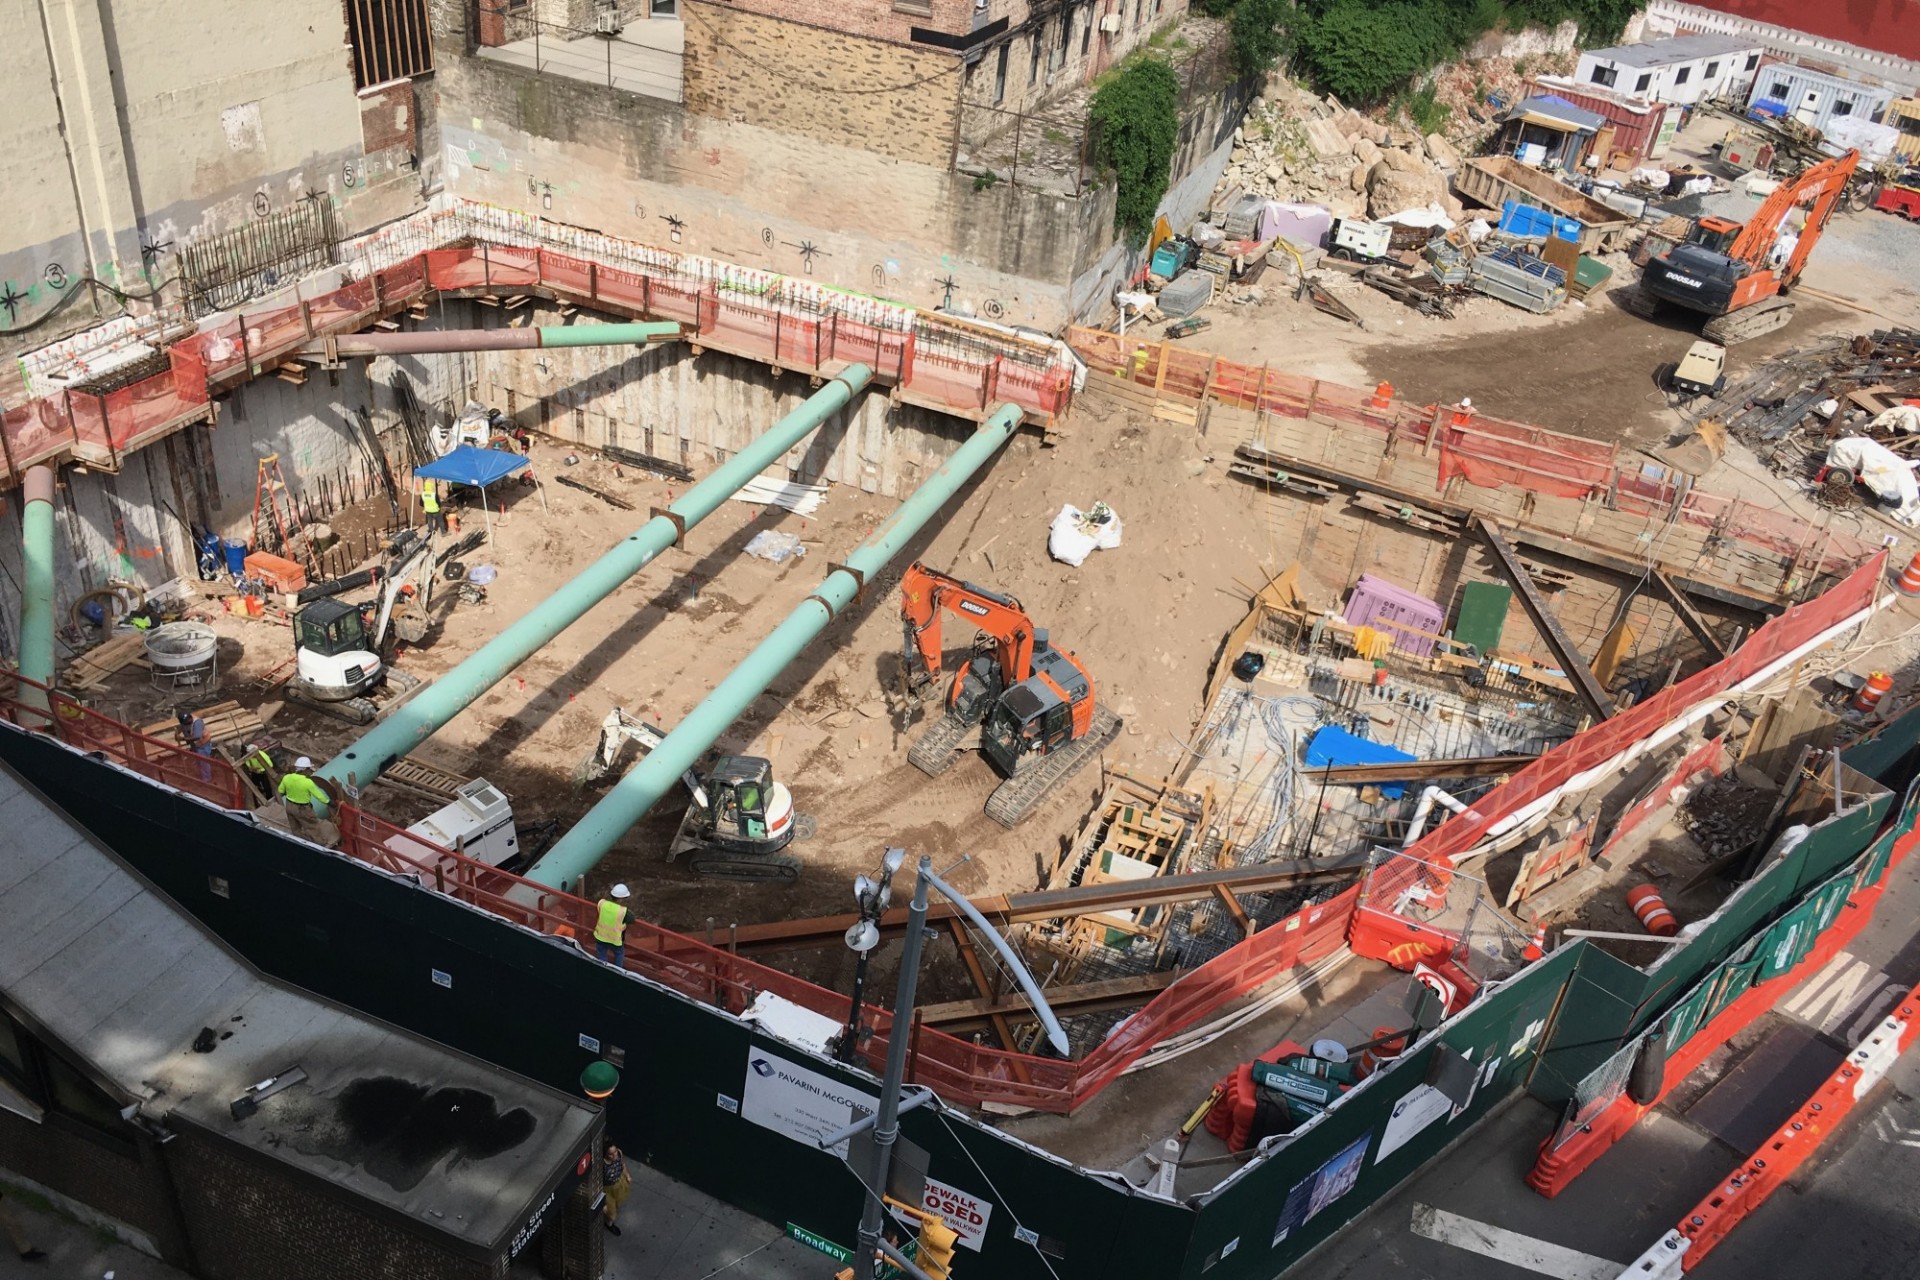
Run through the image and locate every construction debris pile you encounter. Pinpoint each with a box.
[1683,329,1920,518]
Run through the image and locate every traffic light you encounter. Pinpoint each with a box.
[916,1215,959,1280]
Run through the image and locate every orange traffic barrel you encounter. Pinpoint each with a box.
[1358,1027,1407,1079]
[1898,549,1920,596]
[1368,381,1395,409]
[1853,671,1894,714]
[1627,884,1678,937]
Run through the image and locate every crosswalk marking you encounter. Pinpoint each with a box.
[1783,953,1882,1034]
[1410,1204,1624,1279]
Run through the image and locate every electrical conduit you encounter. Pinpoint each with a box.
[19,466,56,724]
[527,402,1026,890]
[321,364,874,790]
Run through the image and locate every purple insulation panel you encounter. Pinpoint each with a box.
[1344,575,1445,657]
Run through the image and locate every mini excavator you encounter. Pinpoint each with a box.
[899,562,1122,827]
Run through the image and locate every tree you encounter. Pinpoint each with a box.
[1230,0,1293,79]
[1091,57,1182,239]
[1294,2,1429,104]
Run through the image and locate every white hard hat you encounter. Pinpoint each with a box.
[1460,396,1474,408]
[611,883,631,899]
[294,756,313,770]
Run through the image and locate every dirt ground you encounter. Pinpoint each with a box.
[1160,111,1920,451]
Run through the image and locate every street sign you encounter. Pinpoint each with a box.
[787,1222,852,1262]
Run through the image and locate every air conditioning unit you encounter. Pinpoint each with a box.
[1098,13,1122,33]
[595,5,624,34]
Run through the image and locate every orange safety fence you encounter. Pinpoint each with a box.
[1068,324,1875,577]
[1,237,1072,486]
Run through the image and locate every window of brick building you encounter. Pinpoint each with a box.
[1080,4,1091,56]
[1030,29,1041,84]
[1057,12,1071,67]
[343,0,434,91]
[995,43,1009,102]
[1591,64,1617,88]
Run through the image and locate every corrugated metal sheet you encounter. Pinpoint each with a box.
[1526,79,1670,165]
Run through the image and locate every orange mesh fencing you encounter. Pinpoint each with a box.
[1437,414,1615,500]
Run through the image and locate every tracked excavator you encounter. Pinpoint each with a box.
[575,709,815,880]
[1633,150,1858,344]
[899,562,1122,827]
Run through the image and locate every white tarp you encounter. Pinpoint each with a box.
[1824,117,1902,164]
[1048,501,1123,566]
[1828,436,1920,525]
[1870,405,1920,434]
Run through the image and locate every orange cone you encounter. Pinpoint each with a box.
[1897,550,1920,596]
[1627,884,1678,937]
[1522,927,1546,962]
[1367,381,1395,410]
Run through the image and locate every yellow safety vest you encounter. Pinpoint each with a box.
[278,772,319,807]
[594,899,630,945]
[243,749,273,774]
[420,478,439,513]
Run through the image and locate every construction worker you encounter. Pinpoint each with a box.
[418,471,446,534]
[278,756,329,840]
[240,741,275,783]
[176,710,215,784]
[593,884,632,967]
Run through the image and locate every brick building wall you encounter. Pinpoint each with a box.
[681,3,962,166]
[0,1109,183,1261]
[163,1122,509,1280]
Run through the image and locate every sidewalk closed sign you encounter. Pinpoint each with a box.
[787,1223,852,1262]
[924,1178,994,1252]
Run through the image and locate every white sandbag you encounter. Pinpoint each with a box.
[1870,405,1920,434]
[1048,501,1124,567]
[1828,437,1920,524]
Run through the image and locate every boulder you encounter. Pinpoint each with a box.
[1424,132,1462,170]
[1266,164,1285,183]
[1351,135,1382,168]
[1350,162,1371,193]
[1366,149,1448,219]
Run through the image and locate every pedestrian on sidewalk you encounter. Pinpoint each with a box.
[0,1189,48,1263]
[602,1142,632,1237]
[593,885,632,967]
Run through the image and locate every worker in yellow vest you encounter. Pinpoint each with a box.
[418,471,446,534]
[594,884,632,967]
[277,756,331,841]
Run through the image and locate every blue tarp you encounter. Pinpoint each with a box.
[414,445,529,489]
[1304,725,1418,799]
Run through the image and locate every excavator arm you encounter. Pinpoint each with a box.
[899,562,1037,699]
[1728,150,1859,276]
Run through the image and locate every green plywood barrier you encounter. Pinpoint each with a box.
[1453,582,1510,656]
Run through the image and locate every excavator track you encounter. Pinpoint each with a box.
[983,706,1123,828]
[908,710,975,777]
[1703,296,1795,345]
[685,849,803,882]
[282,680,380,725]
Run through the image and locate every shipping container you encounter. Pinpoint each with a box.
[1746,62,1898,138]
[1526,76,1672,168]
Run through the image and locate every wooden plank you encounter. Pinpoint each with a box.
[1476,516,1615,720]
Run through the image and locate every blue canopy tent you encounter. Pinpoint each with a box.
[414,445,532,534]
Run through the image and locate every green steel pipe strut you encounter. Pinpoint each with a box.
[320,364,874,791]
[19,465,57,724]
[303,321,685,359]
[526,402,1026,891]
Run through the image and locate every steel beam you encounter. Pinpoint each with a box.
[1475,516,1615,721]
[1231,442,1781,614]
[916,969,1186,1033]
[1303,754,1536,785]
[1650,567,1729,659]
[716,854,1368,955]
[302,320,683,358]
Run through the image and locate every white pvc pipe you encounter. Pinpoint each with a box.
[1403,785,1469,849]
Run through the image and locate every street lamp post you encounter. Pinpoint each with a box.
[837,848,905,1063]
[847,852,1070,1280]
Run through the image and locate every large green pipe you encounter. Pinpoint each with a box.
[19,466,56,723]
[527,402,1025,890]
[302,321,683,359]
[320,365,874,790]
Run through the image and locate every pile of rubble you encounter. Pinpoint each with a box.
[1215,76,1465,222]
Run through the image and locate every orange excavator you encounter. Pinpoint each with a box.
[899,562,1122,827]
[1637,150,1858,343]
